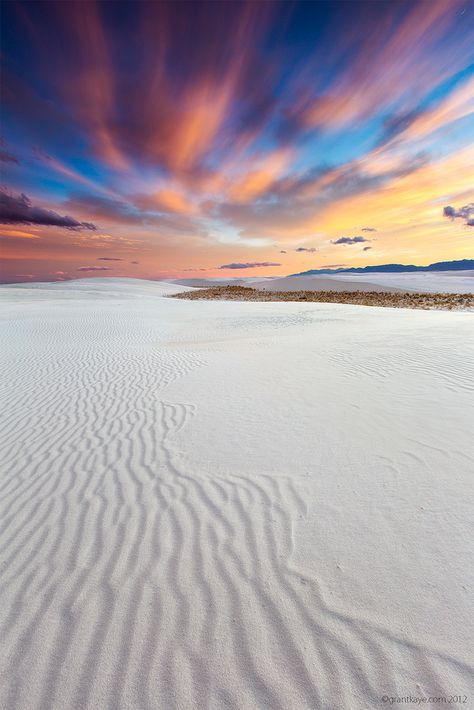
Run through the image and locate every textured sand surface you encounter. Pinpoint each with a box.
[172,285,474,310]
[1,278,473,710]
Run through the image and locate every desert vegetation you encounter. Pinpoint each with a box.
[172,285,474,310]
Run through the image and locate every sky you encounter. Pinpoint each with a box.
[0,0,473,283]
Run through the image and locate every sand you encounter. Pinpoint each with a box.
[1,277,473,710]
[172,285,474,310]
[172,271,474,294]
[314,271,474,294]
[249,275,401,293]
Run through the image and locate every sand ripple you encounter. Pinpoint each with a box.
[1,285,473,710]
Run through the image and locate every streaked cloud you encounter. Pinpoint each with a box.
[219,262,281,270]
[1,0,473,282]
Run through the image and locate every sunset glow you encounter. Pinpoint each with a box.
[1,0,473,283]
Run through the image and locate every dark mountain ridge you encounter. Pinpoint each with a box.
[291,259,474,276]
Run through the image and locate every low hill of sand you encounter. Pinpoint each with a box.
[171,270,474,294]
[249,275,401,292]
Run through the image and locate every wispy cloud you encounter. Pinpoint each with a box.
[1,0,473,282]
[219,262,281,270]
[0,137,19,164]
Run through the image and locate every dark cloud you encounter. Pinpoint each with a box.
[323,263,346,268]
[0,188,96,230]
[295,246,317,253]
[77,266,113,272]
[97,257,123,261]
[280,250,287,253]
[363,246,372,251]
[443,203,474,227]
[332,236,370,245]
[219,262,281,270]
[361,227,377,232]
[131,261,139,264]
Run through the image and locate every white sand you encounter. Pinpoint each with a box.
[1,277,473,710]
[316,271,474,294]
[171,271,474,294]
[248,275,401,292]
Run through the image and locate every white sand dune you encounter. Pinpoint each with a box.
[171,271,474,294]
[169,276,401,292]
[249,275,401,292]
[1,278,473,710]
[317,271,474,294]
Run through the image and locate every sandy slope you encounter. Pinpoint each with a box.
[247,275,401,292]
[172,271,474,294]
[170,276,401,292]
[317,271,474,294]
[1,278,473,710]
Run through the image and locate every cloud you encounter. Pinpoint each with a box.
[443,203,474,227]
[219,262,281,270]
[131,261,139,264]
[77,266,112,271]
[97,257,123,261]
[215,153,429,241]
[363,246,372,251]
[377,110,423,146]
[322,264,346,268]
[0,150,19,164]
[295,246,317,253]
[2,0,473,268]
[332,236,370,245]
[0,188,96,230]
[0,137,19,164]
[66,193,208,236]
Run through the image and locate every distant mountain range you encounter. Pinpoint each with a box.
[291,259,474,276]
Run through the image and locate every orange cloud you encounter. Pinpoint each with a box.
[403,76,474,142]
[0,228,38,239]
[141,189,196,215]
[227,150,293,202]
